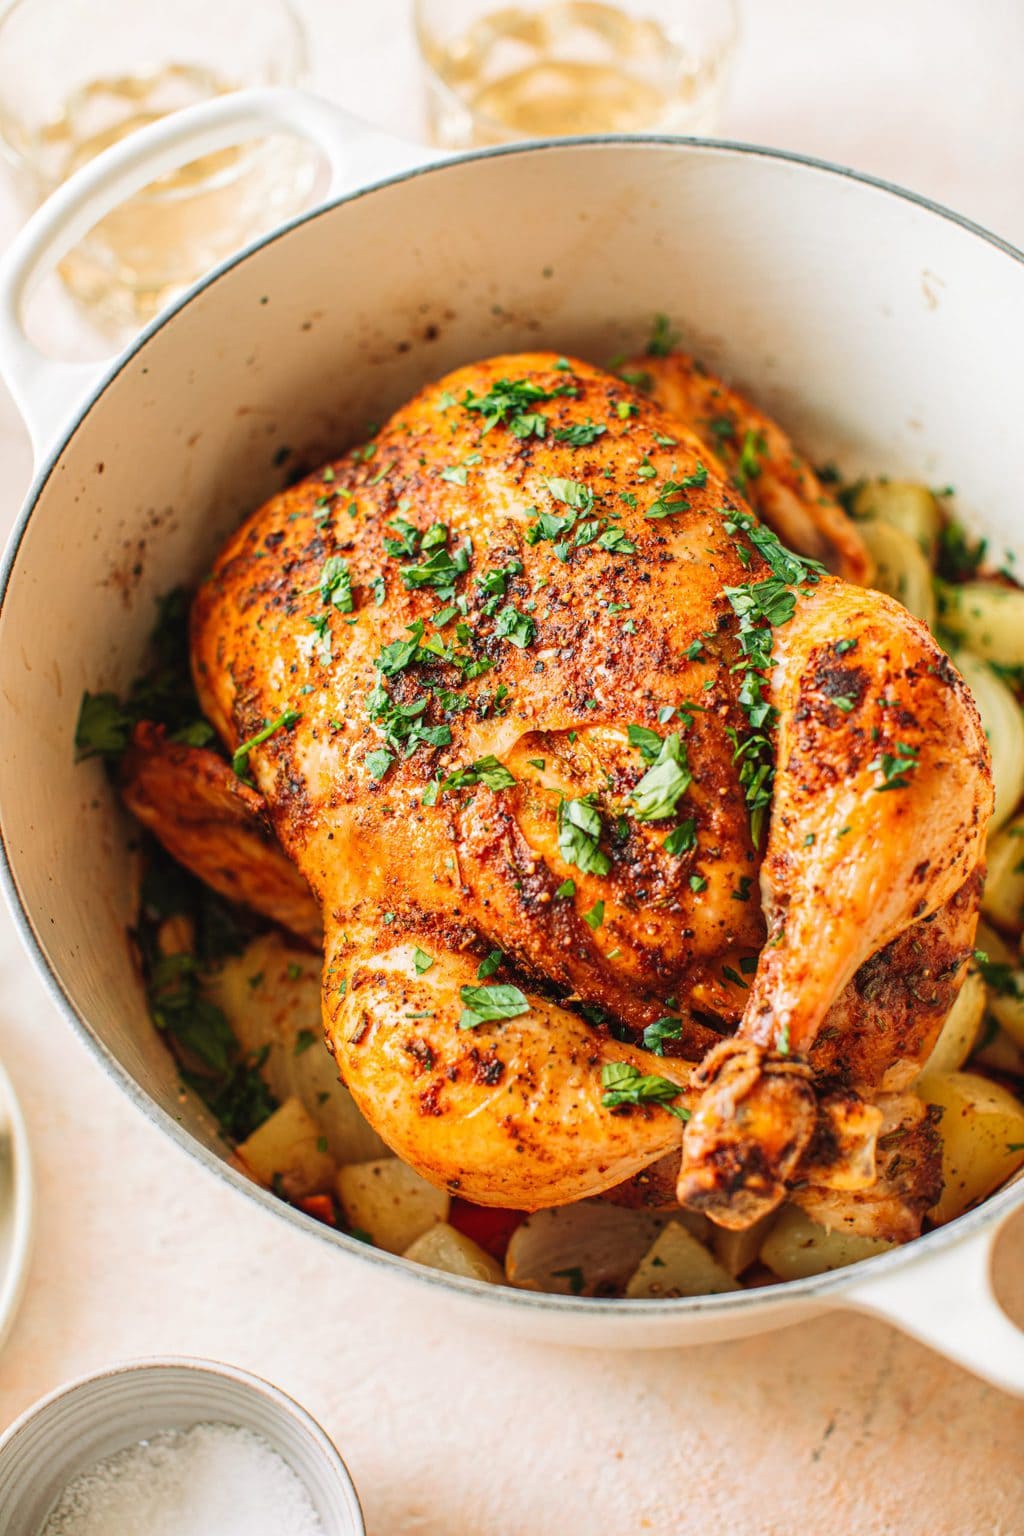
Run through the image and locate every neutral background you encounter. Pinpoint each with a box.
[2,4,1024,1532]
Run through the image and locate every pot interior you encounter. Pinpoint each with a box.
[0,141,1021,1203]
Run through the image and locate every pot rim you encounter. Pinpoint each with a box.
[2,130,1023,1322]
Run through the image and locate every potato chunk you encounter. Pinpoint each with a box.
[236,1095,336,1199]
[759,1205,894,1281]
[851,479,941,558]
[625,1222,741,1299]
[974,921,1024,1049]
[917,1070,1024,1224]
[856,517,935,626]
[953,652,1024,832]
[206,932,390,1164]
[923,969,985,1075]
[336,1158,449,1254]
[982,815,1024,935]
[712,1211,778,1277]
[505,1202,666,1296]
[936,579,1024,668]
[403,1222,504,1283]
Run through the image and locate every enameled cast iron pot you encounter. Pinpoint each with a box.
[0,89,1022,1391]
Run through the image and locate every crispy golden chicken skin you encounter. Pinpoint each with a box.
[191,352,991,1228]
[628,350,874,585]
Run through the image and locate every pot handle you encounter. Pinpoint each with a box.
[841,1209,1024,1396]
[0,86,439,461]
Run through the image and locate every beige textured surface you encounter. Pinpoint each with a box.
[2,4,1024,1532]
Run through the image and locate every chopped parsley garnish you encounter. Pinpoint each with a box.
[494,604,536,648]
[545,476,594,512]
[554,878,576,899]
[524,508,577,547]
[720,511,824,842]
[458,982,530,1030]
[75,588,216,763]
[645,313,680,357]
[629,733,691,821]
[600,1061,689,1119]
[936,517,987,582]
[365,683,451,762]
[596,526,636,555]
[510,412,549,440]
[307,611,333,665]
[441,464,469,486]
[735,429,768,493]
[135,848,275,1142]
[689,873,708,893]
[293,1028,317,1056]
[582,899,605,930]
[626,724,663,762]
[973,950,1023,998]
[477,949,504,979]
[558,794,611,876]
[462,376,577,436]
[642,1016,682,1055]
[475,558,523,616]
[376,620,428,676]
[317,555,353,613]
[870,743,920,792]
[663,818,697,856]
[573,518,601,547]
[413,948,435,975]
[617,367,653,391]
[724,509,826,585]
[75,691,133,760]
[644,465,708,519]
[398,542,471,600]
[439,755,516,793]
[366,748,394,780]
[231,709,300,778]
[554,419,607,447]
[384,516,421,558]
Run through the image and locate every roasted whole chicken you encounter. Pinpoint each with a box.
[135,350,993,1243]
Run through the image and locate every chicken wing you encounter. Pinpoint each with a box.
[121,722,321,945]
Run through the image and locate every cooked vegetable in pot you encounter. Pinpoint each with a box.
[77,327,1024,1297]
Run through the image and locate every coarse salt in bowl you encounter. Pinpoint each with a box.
[0,1357,364,1536]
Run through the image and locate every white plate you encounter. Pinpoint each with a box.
[0,1058,32,1354]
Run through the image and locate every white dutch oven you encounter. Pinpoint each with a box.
[0,89,1022,1391]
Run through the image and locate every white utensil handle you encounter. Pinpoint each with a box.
[842,1212,1024,1395]
[0,86,437,461]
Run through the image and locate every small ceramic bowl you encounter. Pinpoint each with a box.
[0,1357,365,1535]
